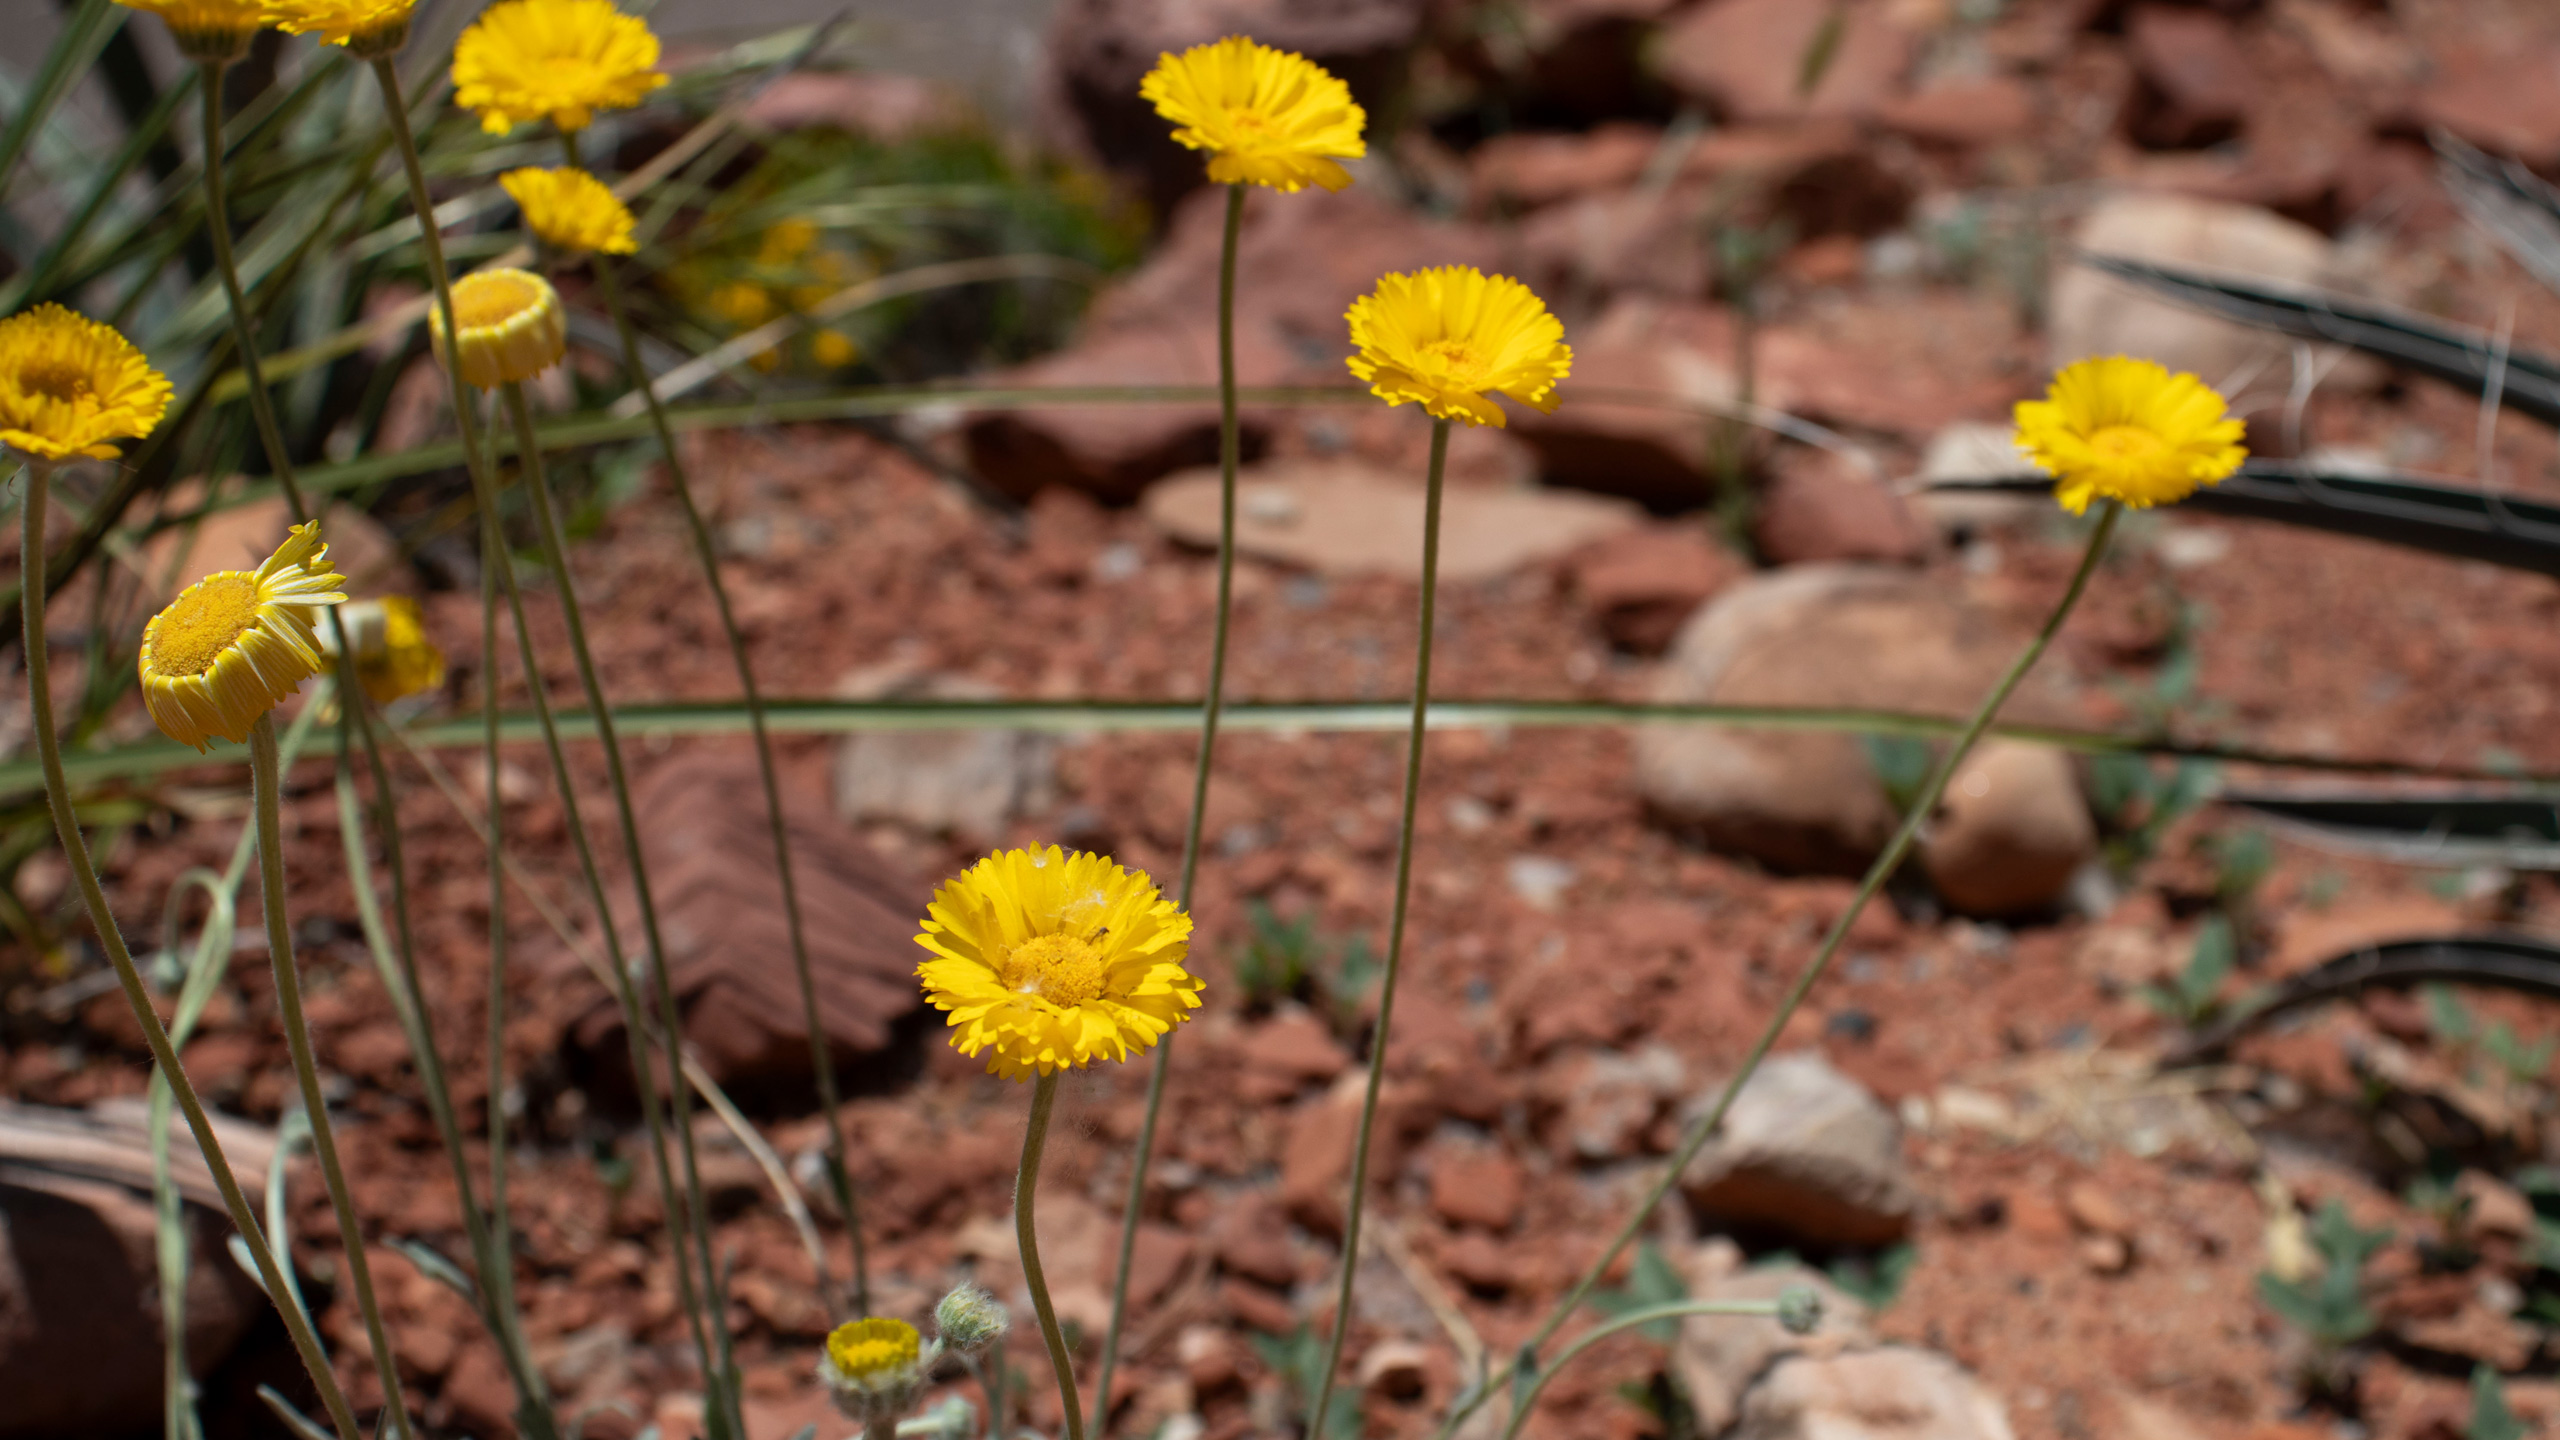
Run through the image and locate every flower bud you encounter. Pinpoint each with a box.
[933,1283,1009,1356]
[1776,1285,1823,1336]
[428,268,566,391]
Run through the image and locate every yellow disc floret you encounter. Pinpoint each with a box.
[138,522,348,751]
[500,166,638,256]
[451,0,668,135]
[0,304,172,462]
[429,268,568,390]
[1346,266,1572,428]
[915,846,1202,1081]
[826,1318,920,1381]
[117,0,265,61]
[2014,355,2248,514]
[260,0,415,55]
[1140,36,1367,193]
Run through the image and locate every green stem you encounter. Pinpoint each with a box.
[1307,418,1452,1439]
[1498,1300,1783,1440]
[17,463,366,1440]
[503,380,739,1433]
[1433,501,2126,1440]
[250,712,416,1440]
[195,60,310,523]
[1094,180,1246,1424]
[561,124,866,1315]
[1017,1073,1082,1440]
[363,57,565,1439]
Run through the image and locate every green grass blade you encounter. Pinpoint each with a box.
[0,0,123,205]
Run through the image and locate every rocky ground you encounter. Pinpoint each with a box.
[15,1,2560,1439]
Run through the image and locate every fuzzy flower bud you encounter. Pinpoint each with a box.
[1776,1285,1823,1336]
[933,1283,1009,1356]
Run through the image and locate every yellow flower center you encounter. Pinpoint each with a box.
[2088,424,2165,464]
[151,575,262,677]
[999,932,1108,1006]
[1423,339,1491,389]
[454,272,546,329]
[826,1318,920,1381]
[20,360,91,404]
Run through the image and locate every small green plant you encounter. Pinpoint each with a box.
[2468,1363,2527,1440]
[1587,1242,1688,1341]
[2257,1199,2390,1370]
[2141,914,2235,1027]
[2423,986,2558,1087]
[2092,755,2217,877]
[1234,902,1380,1026]
[2208,828,2274,911]
[1860,735,1935,818]
[1822,1243,1917,1312]
[1253,1324,1362,1440]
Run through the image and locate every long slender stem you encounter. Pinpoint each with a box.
[250,712,416,1440]
[503,381,739,1431]
[1498,1300,1783,1440]
[18,464,366,1440]
[1307,418,1452,1439]
[363,58,569,1439]
[1017,1073,1082,1440]
[196,60,310,523]
[1433,501,2126,1440]
[561,125,867,1315]
[1094,180,1246,1424]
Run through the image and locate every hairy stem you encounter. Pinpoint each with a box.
[1307,418,1453,1438]
[1017,1072,1083,1440]
[1094,179,1246,1424]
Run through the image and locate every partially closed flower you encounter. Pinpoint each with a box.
[0,304,172,461]
[139,522,348,750]
[1346,266,1571,428]
[501,166,638,256]
[261,0,415,56]
[451,0,667,135]
[116,0,264,62]
[2013,356,2246,514]
[819,1317,936,1424]
[429,269,568,390]
[1140,36,1366,193]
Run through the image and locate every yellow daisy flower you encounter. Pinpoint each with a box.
[2014,356,2248,514]
[116,0,264,61]
[260,0,415,56]
[915,847,1202,1081]
[0,304,172,462]
[1140,36,1366,193]
[1345,266,1572,428]
[819,1317,932,1423]
[325,596,447,704]
[429,268,568,390]
[138,522,348,751]
[450,0,668,136]
[500,166,638,255]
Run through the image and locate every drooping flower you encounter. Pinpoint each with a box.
[450,0,667,136]
[818,1317,935,1423]
[500,166,638,255]
[2013,356,2247,514]
[116,0,264,61]
[138,522,348,751]
[1140,36,1366,193]
[324,596,447,704]
[0,304,172,461]
[260,0,415,56]
[428,268,568,390]
[1345,266,1571,428]
[915,846,1202,1081]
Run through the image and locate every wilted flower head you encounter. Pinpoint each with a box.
[915,846,1202,1080]
[322,596,446,705]
[1346,266,1571,429]
[1139,36,1366,193]
[2013,356,2246,515]
[428,269,568,390]
[0,304,171,461]
[450,0,667,135]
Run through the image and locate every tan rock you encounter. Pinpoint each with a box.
[1734,1347,2016,1440]
[2049,193,2358,387]
[1674,1238,1876,1435]
[1659,0,1915,123]
[1754,451,1932,567]
[1567,525,1744,654]
[831,668,1056,841]
[1916,741,2097,917]
[1680,1052,1918,1247]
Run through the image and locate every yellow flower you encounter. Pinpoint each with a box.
[1346,266,1571,428]
[429,269,568,390]
[117,0,264,61]
[139,522,348,751]
[1140,36,1366,193]
[260,0,414,55]
[0,304,172,461]
[450,0,667,136]
[810,328,858,368]
[915,846,1202,1081]
[2014,356,2247,514]
[825,1318,920,1383]
[500,166,638,256]
[325,596,447,705]
[758,218,820,265]
[819,1317,933,1422]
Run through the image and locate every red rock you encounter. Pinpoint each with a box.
[1515,184,1713,304]
[443,1340,521,1438]
[1211,1197,1299,1288]
[1567,524,1743,654]
[1780,234,1866,288]
[2126,5,2254,149]
[1752,452,1930,566]
[563,752,925,1101]
[1176,1324,1244,1396]
[1659,0,1915,122]
[1428,1151,1528,1232]
[1240,1010,1352,1091]
[1471,124,1664,211]
[1877,77,2035,148]
[1218,1277,1300,1335]
[1436,1231,1518,1292]
[1279,1081,1422,1234]
[2063,1180,2136,1239]
[2409,44,2560,168]
[1510,298,1757,507]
